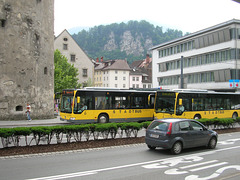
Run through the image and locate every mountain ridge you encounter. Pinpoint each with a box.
[71,20,187,63]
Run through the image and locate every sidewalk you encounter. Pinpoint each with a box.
[0,116,69,127]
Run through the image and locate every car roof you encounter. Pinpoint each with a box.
[154,118,195,123]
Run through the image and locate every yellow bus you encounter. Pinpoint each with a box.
[60,88,156,123]
[154,89,240,120]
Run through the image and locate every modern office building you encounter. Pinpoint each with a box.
[151,19,240,92]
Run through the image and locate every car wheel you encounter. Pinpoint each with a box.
[147,145,156,150]
[98,114,109,123]
[208,137,217,149]
[171,141,182,155]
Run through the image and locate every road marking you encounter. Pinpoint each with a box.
[180,160,218,169]
[185,165,240,180]
[218,138,240,145]
[25,145,240,180]
[190,162,228,172]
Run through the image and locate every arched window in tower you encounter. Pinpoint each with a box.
[44,67,48,75]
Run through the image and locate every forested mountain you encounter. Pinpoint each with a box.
[72,20,186,63]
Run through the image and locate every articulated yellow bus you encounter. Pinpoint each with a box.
[60,88,155,123]
[154,89,240,120]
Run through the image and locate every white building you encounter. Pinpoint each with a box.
[54,30,94,86]
[151,19,240,92]
[94,59,130,89]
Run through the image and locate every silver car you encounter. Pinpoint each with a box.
[145,118,218,154]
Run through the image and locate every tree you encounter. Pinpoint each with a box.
[54,49,81,94]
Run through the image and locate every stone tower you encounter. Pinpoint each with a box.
[0,0,54,120]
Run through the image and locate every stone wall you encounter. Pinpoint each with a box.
[0,0,54,120]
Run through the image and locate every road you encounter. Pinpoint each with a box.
[1,132,240,180]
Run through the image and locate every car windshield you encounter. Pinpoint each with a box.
[148,121,169,132]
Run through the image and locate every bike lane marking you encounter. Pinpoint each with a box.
[26,145,240,180]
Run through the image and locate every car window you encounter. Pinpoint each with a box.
[148,122,169,132]
[174,123,180,132]
[179,121,191,131]
[189,121,204,131]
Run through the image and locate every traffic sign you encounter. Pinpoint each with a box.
[229,79,239,88]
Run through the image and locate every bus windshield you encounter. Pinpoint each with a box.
[155,92,176,114]
[60,91,74,113]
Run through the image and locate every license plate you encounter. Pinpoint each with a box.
[150,134,159,138]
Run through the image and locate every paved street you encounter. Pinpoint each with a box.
[1,132,240,180]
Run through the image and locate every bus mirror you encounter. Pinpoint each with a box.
[77,97,80,104]
[179,99,183,106]
[148,94,154,105]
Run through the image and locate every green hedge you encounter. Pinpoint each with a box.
[0,118,238,148]
[198,118,236,128]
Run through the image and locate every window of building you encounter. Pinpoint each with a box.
[63,37,68,41]
[123,84,126,88]
[132,77,135,81]
[83,69,88,77]
[70,54,76,62]
[133,84,135,88]
[136,84,139,88]
[136,77,139,81]
[16,105,23,111]
[123,77,126,80]
[44,67,48,75]
[148,84,151,88]
[143,84,146,88]
[63,44,68,50]
[115,70,118,74]
[115,84,118,88]
[115,76,118,80]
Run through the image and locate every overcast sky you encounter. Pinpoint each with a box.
[54,0,240,36]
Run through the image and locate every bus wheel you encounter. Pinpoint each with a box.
[194,114,201,120]
[232,112,238,120]
[98,114,109,123]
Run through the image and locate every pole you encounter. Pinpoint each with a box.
[181,56,184,89]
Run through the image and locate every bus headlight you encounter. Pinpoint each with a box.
[70,117,76,120]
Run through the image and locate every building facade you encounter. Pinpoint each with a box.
[54,30,94,87]
[151,19,240,92]
[129,54,152,89]
[94,60,130,89]
[0,0,54,120]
